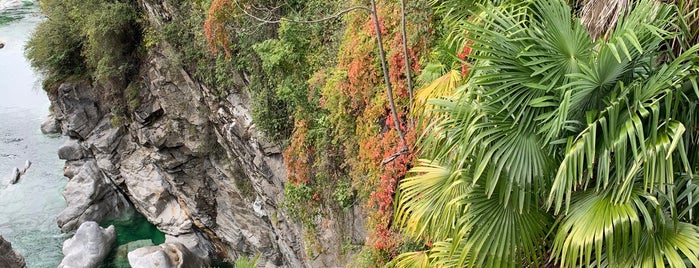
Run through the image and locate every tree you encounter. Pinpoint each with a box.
[392,0,699,267]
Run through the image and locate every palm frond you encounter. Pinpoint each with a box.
[631,219,699,268]
[394,160,471,241]
[551,190,644,267]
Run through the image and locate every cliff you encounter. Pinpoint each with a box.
[30,0,435,266]
[41,1,368,267]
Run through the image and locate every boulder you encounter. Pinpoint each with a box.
[58,222,116,268]
[127,242,206,268]
[0,0,22,11]
[0,236,26,268]
[9,167,20,184]
[40,114,61,134]
[113,240,155,268]
[58,139,85,161]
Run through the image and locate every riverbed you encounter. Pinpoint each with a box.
[0,2,68,267]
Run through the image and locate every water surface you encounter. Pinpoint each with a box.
[0,3,68,267]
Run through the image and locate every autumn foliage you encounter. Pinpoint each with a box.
[283,0,431,263]
[204,0,234,57]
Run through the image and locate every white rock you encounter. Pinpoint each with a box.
[127,242,205,268]
[58,221,116,268]
[9,167,20,184]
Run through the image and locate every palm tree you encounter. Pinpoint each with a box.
[392,0,699,267]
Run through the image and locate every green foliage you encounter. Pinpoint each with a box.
[332,180,355,209]
[25,15,84,82]
[283,182,319,228]
[233,254,260,268]
[26,0,140,88]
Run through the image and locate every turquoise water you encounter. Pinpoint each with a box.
[100,214,166,268]
[0,3,166,267]
[0,2,68,267]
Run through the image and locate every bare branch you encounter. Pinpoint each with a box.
[381,146,409,165]
[399,0,414,125]
[371,0,407,148]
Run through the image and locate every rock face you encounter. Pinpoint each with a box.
[56,160,133,232]
[41,114,61,134]
[0,236,26,268]
[127,242,205,268]
[58,221,116,268]
[47,0,367,266]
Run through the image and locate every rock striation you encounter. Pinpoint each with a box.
[0,236,26,268]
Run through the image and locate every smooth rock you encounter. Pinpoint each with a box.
[58,139,85,161]
[113,240,155,268]
[0,0,22,11]
[41,114,61,134]
[9,167,20,184]
[0,41,4,49]
[21,160,31,174]
[0,236,26,268]
[57,160,133,232]
[121,149,192,235]
[127,242,206,268]
[58,221,116,268]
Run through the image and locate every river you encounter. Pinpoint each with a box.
[0,1,68,267]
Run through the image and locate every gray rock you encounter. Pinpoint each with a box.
[63,160,85,179]
[58,139,85,161]
[57,160,133,232]
[84,117,124,154]
[9,167,20,184]
[127,242,206,268]
[113,240,155,268]
[120,149,192,235]
[41,114,61,134]
[58,221,115,268]
[0,236,26,268]
[164,232,212,261]
[56,83,102,139]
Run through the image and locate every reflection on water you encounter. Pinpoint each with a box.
[0,2,68,267]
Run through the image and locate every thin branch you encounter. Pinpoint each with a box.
[399,0,414,124]
[233,0,370,24]
[371,0,407,147]
[381,146,409,165]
